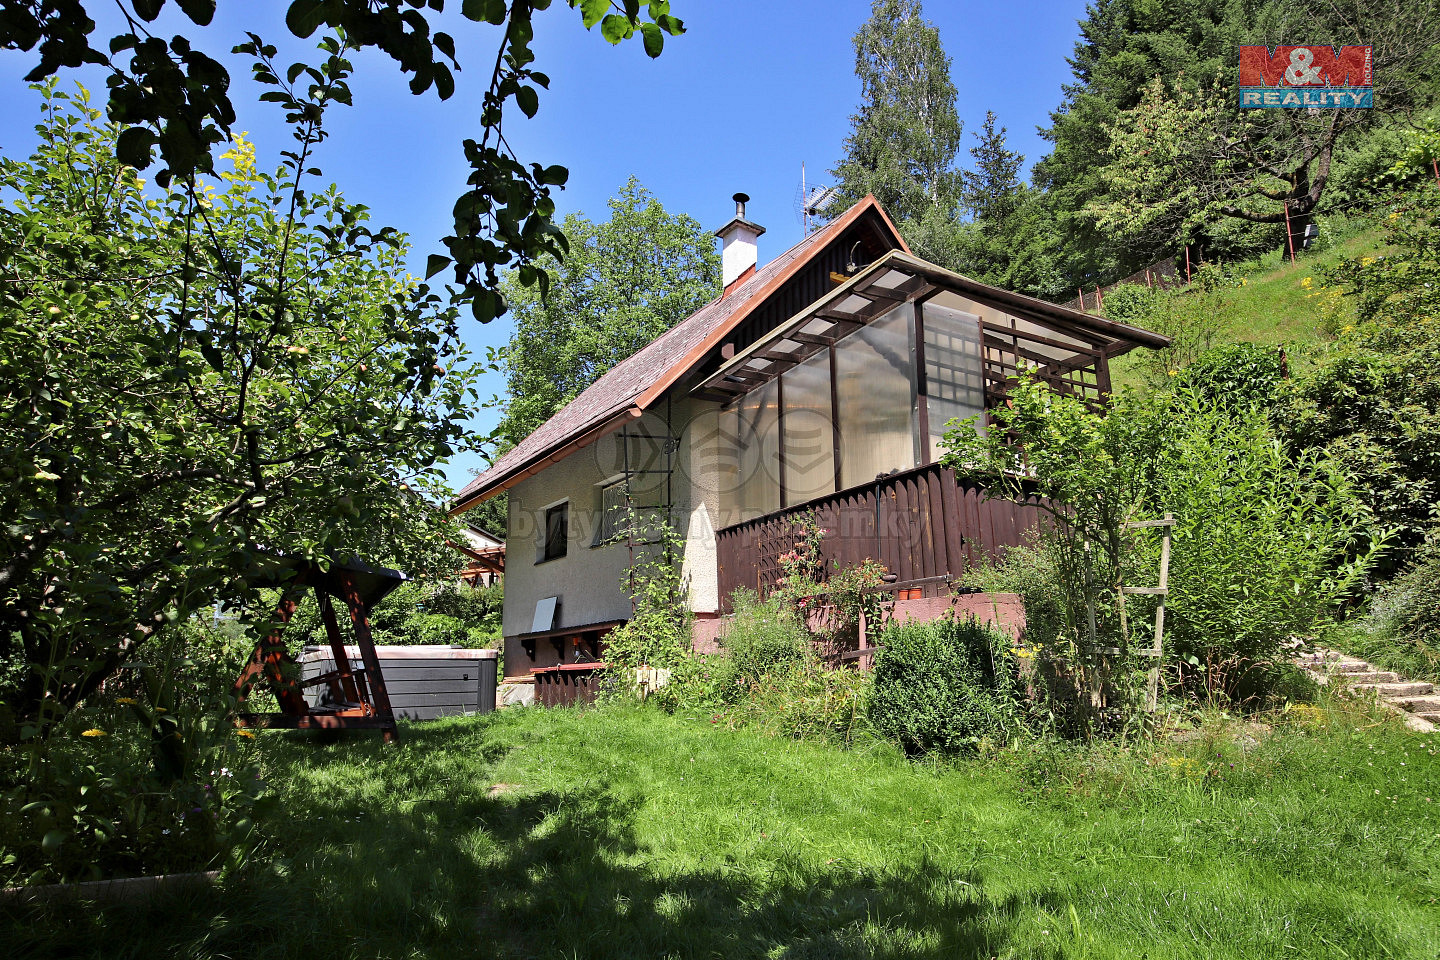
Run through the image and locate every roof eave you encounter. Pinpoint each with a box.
[450,405,642,515]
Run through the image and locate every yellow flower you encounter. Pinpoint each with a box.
[235,729,257,739]
[1167,369,1177,376]
[115,697,137,705]
[1300,277,1313,289]
[81,728,106,737]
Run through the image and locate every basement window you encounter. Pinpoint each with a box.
[540,502,568,562]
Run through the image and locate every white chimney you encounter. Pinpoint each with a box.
[714,192,765,296]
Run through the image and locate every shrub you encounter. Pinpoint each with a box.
[1,621,271,885]
[281,580,503,651]
[715,589,813,690]
[1173,343,1288,411]
[1151,392,1377,702]
[1101,283,1161,324]
[1348,534,1440,683]
[1283,190,1440,572]
[868,616,1025,755]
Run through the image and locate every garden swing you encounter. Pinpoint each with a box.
[233,557,405,743]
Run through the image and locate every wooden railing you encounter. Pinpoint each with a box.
[715,463,1042,611]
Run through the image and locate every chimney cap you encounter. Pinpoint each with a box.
[715,191,765,240]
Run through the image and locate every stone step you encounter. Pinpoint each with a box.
[1336,670,1402,684]
[1351,681,1436,698]
[1300,658,1371,673]
[1328,660,1380,673]
[1392,695,1440,714]
[1417,712,1440,723]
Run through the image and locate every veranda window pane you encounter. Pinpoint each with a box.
[781,350,835,507]
[922,301,987,461]
[727,377,781,522]
[835,304,916,489]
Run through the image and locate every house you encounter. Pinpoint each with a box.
[450,194,1169,693]
[453,522,505,587]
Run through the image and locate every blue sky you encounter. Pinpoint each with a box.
[0,0,1089,490]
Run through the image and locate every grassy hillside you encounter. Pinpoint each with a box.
[1108,222,1389,391]
[7,701,1438,959]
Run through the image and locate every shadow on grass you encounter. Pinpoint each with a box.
[4,719,1054,959]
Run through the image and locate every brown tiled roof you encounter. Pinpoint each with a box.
[451,197,904,513]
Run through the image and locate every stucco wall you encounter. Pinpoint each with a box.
[499,395,728,678]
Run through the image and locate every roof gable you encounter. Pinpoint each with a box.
[452,196,906,513]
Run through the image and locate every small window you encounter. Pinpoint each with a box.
[541,502,568,562]
[597,480,629,544]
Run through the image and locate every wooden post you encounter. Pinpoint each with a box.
[1433,158,1439,189]
[1145,268,1153,289]
[234,579,308,714]
[1147,515,1173,713]
[336,570,397,743]
[1284,201,1297,264]
[1077,286,1085,311]
[1184,246,1191,284]
[1095,285,1104,314]
[317,591,361,705]
[1120,514,1175,714]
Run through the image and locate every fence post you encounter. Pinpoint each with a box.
[1284,201,1297,264]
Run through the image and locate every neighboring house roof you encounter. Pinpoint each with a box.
[460,524,504,551]
[451,195,908,514]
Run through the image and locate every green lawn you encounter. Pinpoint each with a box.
[6,701,1439,959]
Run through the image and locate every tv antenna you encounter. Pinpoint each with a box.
[794,162,840,235]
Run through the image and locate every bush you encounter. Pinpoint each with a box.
[1173,343,1288,411]
[1101,283,1162,324]
[1283,189,1440,572]
[868,616,1025,755]
[0,709,269,885]
[282,580,503,651]
[1,620,271,885]
[715,589,813,690]
[1151,392,1377,702]
[1343,534,1440,683]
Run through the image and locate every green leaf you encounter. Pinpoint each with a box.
[579,0,609,28]
[515,86,538,119]
[462,0,507,24]
[600,14,632,43]
[425,254,452,280]
[133,0,166,21]
[116,127,157,170]
[41,830,67,855]
[640,22,663,58]
[286,0,326,39]
[175,0,217,25]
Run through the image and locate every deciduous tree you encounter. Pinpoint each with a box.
[829,0,963,256]
[493,178,719,448]
[0,83,475,727]
[0,0,687,326]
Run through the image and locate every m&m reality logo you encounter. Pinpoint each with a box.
[1238,45,1372,108]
